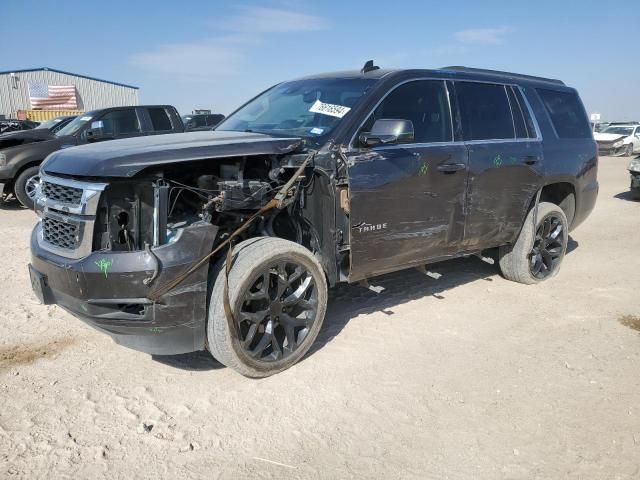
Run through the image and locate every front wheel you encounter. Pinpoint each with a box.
[625,144,634,157]
[14,166,41,209]
[207,237,328,377]
[498,202,569,284]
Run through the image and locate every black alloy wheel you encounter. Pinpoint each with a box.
[237,261,319,362]
[529,214,565,279]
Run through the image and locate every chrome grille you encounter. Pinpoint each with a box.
[42,217,80,250]
[42,181,83,205]
[35,175,108,259]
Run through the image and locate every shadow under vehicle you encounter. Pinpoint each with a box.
[28,62,598,377]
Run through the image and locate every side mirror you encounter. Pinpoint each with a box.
[359,119,414,147]
[85,120,114,142]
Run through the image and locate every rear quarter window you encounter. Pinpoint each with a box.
[537,89,591,139]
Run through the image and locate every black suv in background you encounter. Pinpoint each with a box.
[182,113,225,131]
[29,65,598,377]
[0,105,183,208]
[0,119,40,134]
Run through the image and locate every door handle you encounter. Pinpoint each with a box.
[437,163,466,173]
[523,156,539,166]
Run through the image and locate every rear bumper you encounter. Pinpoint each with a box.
[571,180,598,230]
[29,221,218,355]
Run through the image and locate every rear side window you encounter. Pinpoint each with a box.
[537,89,591,139]
[361,80,453,144]
[148,108,173,131]
[456,82,514,140]
[506,87,527,138]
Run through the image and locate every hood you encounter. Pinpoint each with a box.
[593,132,627,142]
[42,131,303,178]
[0,128,56,150]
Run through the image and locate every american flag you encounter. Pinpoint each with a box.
[28,83,78,110]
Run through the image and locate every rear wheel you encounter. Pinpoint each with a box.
[14,166,41,209]
[498,202,568,284]
[207,237,328,377]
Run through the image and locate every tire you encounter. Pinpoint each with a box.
[14,166,41,209]
[498,202,569,285]
[625,144,634,157]
[631,187,640,201]
[207,237,328,377]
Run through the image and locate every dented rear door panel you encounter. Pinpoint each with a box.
[461,140,544,250]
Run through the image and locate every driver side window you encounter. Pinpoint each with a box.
[360,80,453,144]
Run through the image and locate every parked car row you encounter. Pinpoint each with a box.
[22,63,599,377]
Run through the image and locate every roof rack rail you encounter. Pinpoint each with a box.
[441,66,565,86]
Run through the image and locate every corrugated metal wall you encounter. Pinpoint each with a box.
[0,69,138,118]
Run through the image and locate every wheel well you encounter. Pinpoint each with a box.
[2,161,42,193]
[15,161,43,181]
[539,182,576,227]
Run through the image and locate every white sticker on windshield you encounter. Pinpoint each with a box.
[309,100,351,118]
[80,116,92,121]
[310,127,324,135]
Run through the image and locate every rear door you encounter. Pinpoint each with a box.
[453,81,544,250]
[347,79,468,280]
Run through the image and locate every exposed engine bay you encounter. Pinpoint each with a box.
[92,153,315,254]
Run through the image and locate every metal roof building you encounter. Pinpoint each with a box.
[0,67,139,119]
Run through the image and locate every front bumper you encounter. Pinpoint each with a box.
[29,221,217,355]
[0,163,18,182]
[598,144,627,156]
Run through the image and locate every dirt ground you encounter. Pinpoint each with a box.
[0,156,639,479]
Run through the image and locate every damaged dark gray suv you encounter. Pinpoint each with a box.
[29,64,598,377]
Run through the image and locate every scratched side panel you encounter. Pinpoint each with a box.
[347,144,467,281]
[462,141,544,250]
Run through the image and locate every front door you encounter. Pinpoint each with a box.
[346,80,468,280]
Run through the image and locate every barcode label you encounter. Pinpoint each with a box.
[309,100,351,118]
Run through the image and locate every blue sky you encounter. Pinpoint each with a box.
[3,0,638,121]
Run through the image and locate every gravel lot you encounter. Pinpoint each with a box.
[1,156,639,479]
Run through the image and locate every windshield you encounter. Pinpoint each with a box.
[55,112,96,137]
[36,118,62,130]
[217,78,378,140]
[602,126,634,136]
